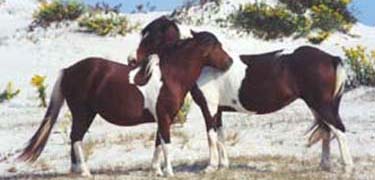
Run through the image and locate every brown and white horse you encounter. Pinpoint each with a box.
[134,16,353,173]
[17,30,233,177]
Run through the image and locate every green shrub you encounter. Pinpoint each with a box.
[343,46,375,87]
[78,12,137,36]
[308,31,330,44]
[280,0,355,33]
[229,1,356,43]
[173,96,192,126]
[310,4,352,33]
[0,82,20,103]
[229,3,300,40]
[32,0,86,28]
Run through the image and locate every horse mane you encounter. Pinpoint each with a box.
[141,16,181,39]
[130,55,160,86]
[240,49,284,65]
[171,31,220,52]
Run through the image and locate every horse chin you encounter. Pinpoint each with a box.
[220,62,233,71]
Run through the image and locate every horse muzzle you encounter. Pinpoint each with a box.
[224,58,233,71]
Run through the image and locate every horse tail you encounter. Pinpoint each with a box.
[17,71,65,162]
[306,57,347,147]
[333,57,346,97]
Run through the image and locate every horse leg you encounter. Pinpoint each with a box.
[69,108,95,177]
[308,109,331,171]
[151,130,164,176]
[203,99,220,172]
[156,112,174,176]
[321,131,331,171]
[310,103,353,172]
[190,85,220,172]
[215,110,229,168]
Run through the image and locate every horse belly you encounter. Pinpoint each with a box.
[94,84,149,126]
[238,82,297,114]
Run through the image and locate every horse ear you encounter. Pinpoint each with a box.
[239,55,253,65]
[164,25,180,45]
[190,30,197,37]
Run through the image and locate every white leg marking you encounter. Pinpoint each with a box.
[326,124,353,172]
[151,145,163,176]
[217,126,229,168]
[205,129,219,172]
[71,141,91,177]
[320,132,331,171]
[161,142,174,176]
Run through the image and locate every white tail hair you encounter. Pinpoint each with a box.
[334,62,346,96]
[17,71,65,162]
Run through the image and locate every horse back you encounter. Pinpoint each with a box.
[238,52,299,114]
[61,58,148,124]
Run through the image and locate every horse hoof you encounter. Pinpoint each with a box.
[204,165,218,173]
[319,162,331,172]
[70,170,92,177]
[343,165,354,174]
[164,170,174,177]
[153,168,164,177]
[219,162,229,169]
[71,164,92,177]
[81,171,92,177]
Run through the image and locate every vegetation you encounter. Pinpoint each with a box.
[78,11,136,36]
[0,82,20,103]
[30,0,137,36]
[307,31,330,44]
[31,74,47,107]
[31,0,86,28]
[173,96,192,126]
[343,45,375,87]
[229,0,356,43]
[229,2,304,40]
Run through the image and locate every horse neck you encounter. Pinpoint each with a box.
[161,45,206,90]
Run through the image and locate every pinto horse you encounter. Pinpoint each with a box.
[17,30,233,177]
[134,17,353,173]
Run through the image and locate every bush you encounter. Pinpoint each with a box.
[229,1,356,43]
[343,46,375,87]
[229,3,301,40]
[0,82,20,103]
[78,12,137,36]
[173,96,192,126]
[308,31,330,44]
[310,3,353,33]
[32,0,86,28]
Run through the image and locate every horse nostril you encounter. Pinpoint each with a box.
[227,58,233,67]
[128,59,136,67]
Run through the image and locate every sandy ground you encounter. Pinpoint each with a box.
[1,87,375,180]
[1,0,375,179]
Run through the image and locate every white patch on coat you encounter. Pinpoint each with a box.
[207,129,219,168]
[197,54,256,114]
[128,54,163,120]
[151,145,163,176]
[325,123,353,171]
[217,126,229,167]
[196,53,256,170]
